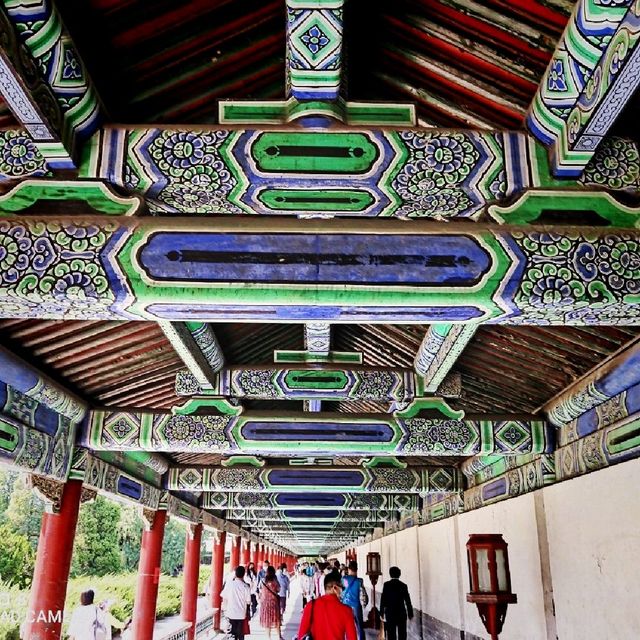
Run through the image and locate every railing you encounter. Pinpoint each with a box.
[195,611,215,637]
[158,624,190,640]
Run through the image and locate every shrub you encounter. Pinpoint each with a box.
[0,524,35,589]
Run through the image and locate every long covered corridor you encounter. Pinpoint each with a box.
[0,0,640,638]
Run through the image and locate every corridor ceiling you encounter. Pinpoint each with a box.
[1,0,640,556]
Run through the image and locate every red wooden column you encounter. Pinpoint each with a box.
[132,509,167,640]
[254,541,261,567]
[241,538,251,566]
[211,530,227,630]
[24,479,83,640]
[181,523,203,640]
[230,534,241,568]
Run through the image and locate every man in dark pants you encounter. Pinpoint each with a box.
[380,566,414,640]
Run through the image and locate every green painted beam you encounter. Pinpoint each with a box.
[88,404,552,457]
[1,216,640,324]
[168,464,461,494]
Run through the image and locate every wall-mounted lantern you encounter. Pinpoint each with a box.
[466,534,517,640]
[366,552,382,629]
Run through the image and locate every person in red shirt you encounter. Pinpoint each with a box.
[297,572,358,640]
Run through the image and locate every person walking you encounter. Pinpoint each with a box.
[300,562,316,608]
[380,566,414,640]
[221,566,251,640]
[66,590,108,640]
[259,565,282,639]
[298,572,357,640]
[245,562,259,617]
[276,563,290,615]
[257,559,270,591]
[341,560,368,640]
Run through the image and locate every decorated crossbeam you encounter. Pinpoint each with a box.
[83,125,531,219]
[2,215,639,324]
[225,508,398,522]
[167,465,461,494]
[0,409,74,480]
[529,0,640,176]
[546,342,640,427]
[69,449,163,510]
[0,345,86,422]
[177,365,420,404]
[88,406,551,456]
[159,321,225,389]
[201,491,420,511]
[93,450,169,486]
[465,455,556,511]
[414,323,477,388]
[0,0,101,167]
[178,367,462,402]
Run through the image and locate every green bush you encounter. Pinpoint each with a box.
[0,580,28,640]
[0,524,35,589]
[199,564,211,595]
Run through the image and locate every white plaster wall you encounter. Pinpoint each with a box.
[458,491,547,640]
[393,528,421,612]
[418,515,465,631]
[544,459,640,639]
[350,458,640,640]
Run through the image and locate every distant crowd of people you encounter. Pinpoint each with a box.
[221,558,414,640]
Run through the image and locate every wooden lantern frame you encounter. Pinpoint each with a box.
[466,534,517,640]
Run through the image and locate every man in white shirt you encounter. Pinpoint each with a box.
[221,566,251,640]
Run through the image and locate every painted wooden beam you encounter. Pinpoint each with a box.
[82,126,528,218]
[177,365,415,404]
[1,216,639,324]
[0,0,101,168]
[87,407,552,456]
[224,508,399,522]
[286,0,344,101]
[167,464,462,494]
[0,344,86,422]
[528,0,640,176]
[414,323,477,391]
[158,321,224,389]
[201,491,421,511]
[176,366,462,402]
[303,322,331,411]
[545,341,640,427]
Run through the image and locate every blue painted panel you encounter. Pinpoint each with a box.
[117,476,142,500]
[267,469,364,486]
[0,352,38,393]
[577,407,599,438]
[240,421,394,442]
[138,233,490,286]
[627,382,640,416]
[597,350,640,399]
[146,304,486,322]
[276,493,346,507]
[283,510,341,519]
[482,478,507,500]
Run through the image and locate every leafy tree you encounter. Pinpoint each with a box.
[71,496,122,577]
[4,475,44,549]
[161,518,186,575]
[0,468,17,515]
[0,523,35,588]
[118,505,143,571]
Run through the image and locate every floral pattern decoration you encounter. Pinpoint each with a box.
[511,231,640,324]
[0,220,118,320]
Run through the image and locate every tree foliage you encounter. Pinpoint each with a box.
[161,518,187,575]
[0,524,35,589]
[71,496,123,577]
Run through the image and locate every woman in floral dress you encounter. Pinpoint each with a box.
[259,565,282,638]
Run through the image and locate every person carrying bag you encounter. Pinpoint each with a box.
[297,572,357,640]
